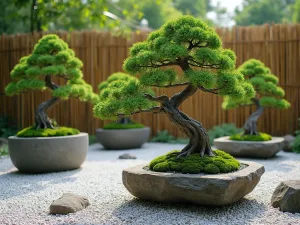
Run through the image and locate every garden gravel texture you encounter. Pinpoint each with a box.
[0,143,300,225]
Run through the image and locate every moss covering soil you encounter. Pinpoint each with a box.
[103,122,144,129]
[229,132,272,141]
[17,126,80,137]
[149,150,241,174]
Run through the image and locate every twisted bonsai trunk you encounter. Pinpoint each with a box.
[34,75,60,129]
[243,98,264,135]
[146,84,214,158]
[115,116,132,124]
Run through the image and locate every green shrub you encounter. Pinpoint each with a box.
[230,132,272,141]
[208,123,243,145]
[0,116,18,138]
[149,150,240,174]
[292,135,300,153]
[89,135,97,145]
[151,130,189,144]
[17,126,79,137]
[103,122,144,129]
[0,144,9,157]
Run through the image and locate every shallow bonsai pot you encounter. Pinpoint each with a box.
[8,133,88,173]
[96,127,150,150]
[122,161,264,206]
[214,136,284,158]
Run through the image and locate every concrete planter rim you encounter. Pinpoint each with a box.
[96,127,150,132]
[125,160,262,178]
[9,132,87,140]
[214,136,284,144]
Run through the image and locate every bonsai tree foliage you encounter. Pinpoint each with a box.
[222,59,290,136]
[5,34,98,130]
[94,16,255,158]
[97,72,149,129]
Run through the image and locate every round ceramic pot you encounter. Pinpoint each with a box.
[96,127,150,150]
[8,133,88,173]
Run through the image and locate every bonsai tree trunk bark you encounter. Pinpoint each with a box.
[116,116,132,124]
[146,83,214,158]
[34,75,60,129]
[243,98,264,135]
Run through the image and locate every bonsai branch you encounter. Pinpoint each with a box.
[149,82,189,88]
[117,106,165,117]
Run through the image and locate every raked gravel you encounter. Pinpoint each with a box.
[0,143,300,225]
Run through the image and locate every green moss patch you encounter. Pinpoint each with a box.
[229,132,272,141]
[149,150,240,174]
[17,126,80,137]
[103,122,144,129]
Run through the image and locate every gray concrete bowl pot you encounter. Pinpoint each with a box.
[96,127,150,150]
[122,161,265,206]
[213,136,284,158]
[8,133,88,173]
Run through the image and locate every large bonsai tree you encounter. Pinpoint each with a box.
[222,59,290,135]
[5,34,98,129]
[94,16,255,157]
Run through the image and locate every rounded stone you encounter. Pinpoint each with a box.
[96,127,150,150]
[8,133,88,173]
[122,161,265,206]
[213,136,284,158]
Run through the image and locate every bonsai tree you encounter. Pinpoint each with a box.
[5,34,98,131]
[97,72,149,129]
[94,16,254,158]
[94,16,255,158]
[222,59,290,137]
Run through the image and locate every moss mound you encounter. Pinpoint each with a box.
[149,150,240,174]
[103,122,144,129]
[17,126,80,137]
[230,132,272,141]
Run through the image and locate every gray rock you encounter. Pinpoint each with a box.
[50,193,90,214]
[282,135,295,152]
[213,136,283,158]
[8,133,88,173]
[118,153,137,159]
[271,180,300,213]
[122,161,265,206]
[96,127,150,150]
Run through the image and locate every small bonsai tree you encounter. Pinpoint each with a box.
[222,59,290,136]
[97,72,148,129]
[94,16,255,158]
[5,34,98,131]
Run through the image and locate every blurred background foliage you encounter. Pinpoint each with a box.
[2,0,299,35]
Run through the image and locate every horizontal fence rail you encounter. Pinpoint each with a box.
[1,24,300,137]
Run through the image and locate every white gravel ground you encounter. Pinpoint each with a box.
[1,143,300,225]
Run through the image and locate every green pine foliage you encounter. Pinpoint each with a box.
[5,34,99,104]
[230,132,272,142]
[149,150,240,174]
[94,72,157,120]
[222,59,290,110]
[94,16,255,120]
[17,126,79,137]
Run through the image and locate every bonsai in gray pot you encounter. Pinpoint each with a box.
[215,59,290,158]
[5,34,99,173]
[95,72,151,150]
[93,16,265,206]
